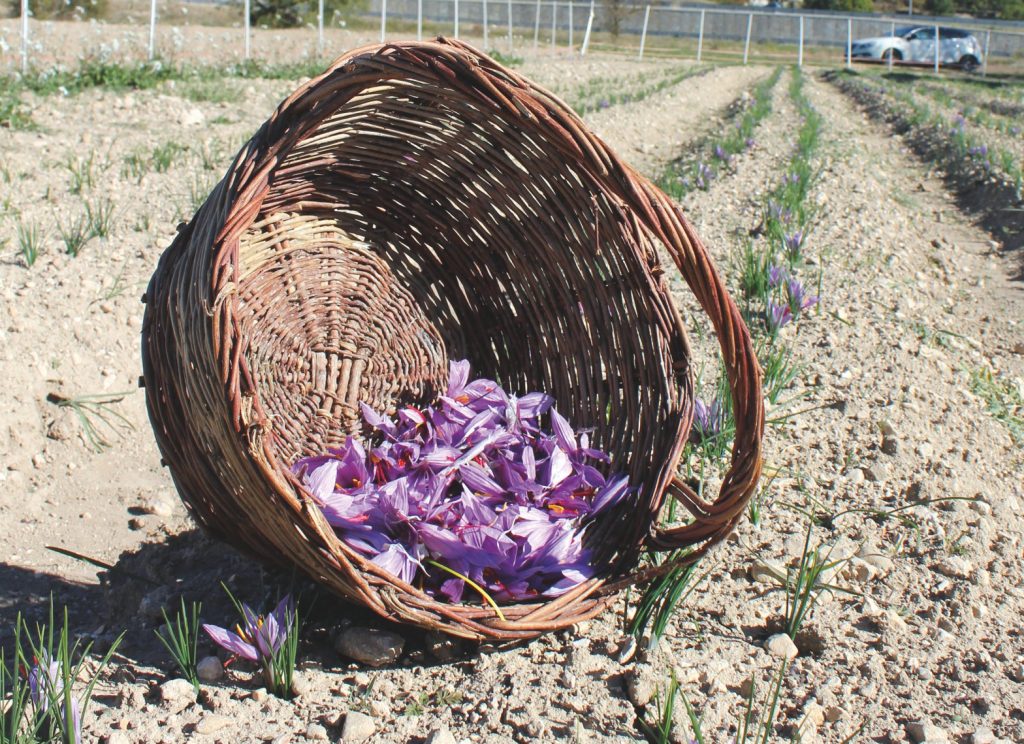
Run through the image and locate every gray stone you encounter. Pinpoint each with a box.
[334,627,404,667]
[907,720,948,743]
[764,633,799,661]
[341,710,376,742]
[425,726,458,744]
[305,722,329,741]
[196,655,223,682]
[158,678,196,712]
[194,714,232,735]
[970,728,996,744]
[936,556,972,579]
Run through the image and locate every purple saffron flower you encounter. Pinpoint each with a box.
[787,278,818,312]
[713,144,730,164]
[745,137,756,149]
[768,264,786,288]
[766,301,793,333]
[784,231,804,260]
[28,653,82,742]
[767,200,792,225]
[690,398,724,444]
[292,360,635,604]
[203,596,294,665]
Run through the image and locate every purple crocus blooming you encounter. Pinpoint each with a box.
[767,200,792,225]
[768,264,786,288]
[28,653,82,743]
[203,596,294,667]
[784,231,803,258]
[293,361,635,604]
[787,278,819,312]
[766,301,793,333]
[690,398,724,444]
[713,144,731,164]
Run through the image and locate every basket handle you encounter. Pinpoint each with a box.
[642,186,765,553]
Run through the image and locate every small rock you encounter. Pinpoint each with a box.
[305,722,329,741]
[861,465,883,483]
[291,671,312,698]
[128,517,146,530]
[104,734,132,744]
[970,728,996,744]
[907,720,948,743]
[369,699,391,718]
[749,560,784,584]
[824,705,845,723]
[334,627,404,667]
[936,556,972,579]
[46,410,76,441]
[142,500,174,517]
[194,714,232,735]
[425,630,463,662]
[251,687,268,701]
[341,710,376,742]
[196,656,223,682]
[845,557,877,583]
[626,669,657,707]
[1009,663,1024,682]
[616,636,637,664]
[31,452,46,469]
[158,678,196,712]
[764,633,798,661]
[425,726,458,744]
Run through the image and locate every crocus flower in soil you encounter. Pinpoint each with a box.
[766,301,793,333]
[767,200,792,225]
[713,144,731,164]
[787,278,818,313]
[690,398,724,445]
[203,596,294,678]
[767,264,786,288]
[28,653,82,743]
[784,231,803,260]
[292,361,635,606]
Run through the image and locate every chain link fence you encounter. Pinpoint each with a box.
[1,0,1022,74]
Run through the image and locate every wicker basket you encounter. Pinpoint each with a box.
[141,39,764,640]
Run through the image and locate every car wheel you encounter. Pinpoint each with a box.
[959,55,980,73]
[882,49,903,62]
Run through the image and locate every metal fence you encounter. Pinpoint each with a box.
[2,0,1022,74]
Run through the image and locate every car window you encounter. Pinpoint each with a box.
[939,28,967,39]
[912,28,936,40]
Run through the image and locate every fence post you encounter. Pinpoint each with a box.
[417,0,423,40]
[317,0,324,56]
[149,0,157,60]
[888,21,895,71]
[244,0,251,59]
[20,0,28,74]
[507,0,513,51]
[581,0,594,55]
[381,0,387,42]
[455,0,460,37]
[534,0,541,49]
[798,15,804,66]
[638,5,650,61]
[483,0,489,49]
[982,29,990,77]
[743,12,752,65]
[933,23,939,73]
[550,1,556,48]
[697,8,705,63]
[846,17,852,69]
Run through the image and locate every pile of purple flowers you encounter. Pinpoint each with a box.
[292,361,633,605]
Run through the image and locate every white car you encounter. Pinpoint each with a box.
[850,26,984,71]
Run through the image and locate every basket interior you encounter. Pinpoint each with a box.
[235,75,693,526]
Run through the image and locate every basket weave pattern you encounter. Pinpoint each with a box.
[141,39,764,639]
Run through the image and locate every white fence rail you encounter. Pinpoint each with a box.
[3,0,1022,75]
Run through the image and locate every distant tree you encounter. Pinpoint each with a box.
[959,0,1024,18]
[9,0,108,20]
[924,0,955,12]
[803,0,874,11]
[250,0,366,29]
[602,0,634,39]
